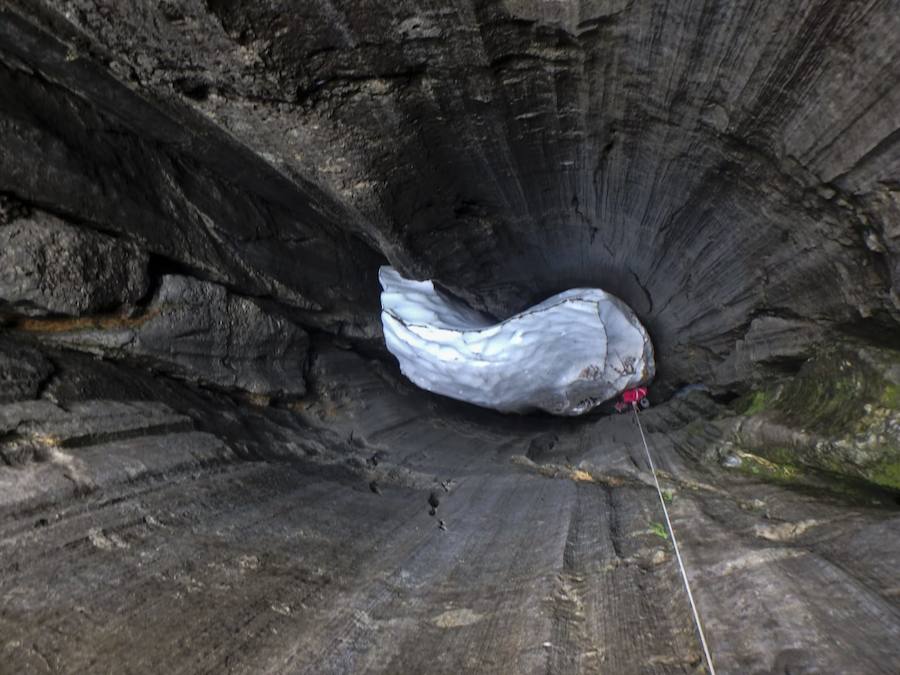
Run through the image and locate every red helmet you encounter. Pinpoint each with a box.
[621,387,649,404]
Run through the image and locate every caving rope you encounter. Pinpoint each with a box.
[632,403,717,675]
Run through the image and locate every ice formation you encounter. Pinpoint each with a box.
[379,266,655,415]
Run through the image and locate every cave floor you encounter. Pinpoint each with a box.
[1,347,898,674]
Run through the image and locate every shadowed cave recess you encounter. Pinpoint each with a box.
[1,1,899,673]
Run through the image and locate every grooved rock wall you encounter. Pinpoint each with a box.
[0,1,899,674]
[26,274,310,397]
[1,1,899,391]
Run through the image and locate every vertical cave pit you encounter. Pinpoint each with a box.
[0,2,899,673]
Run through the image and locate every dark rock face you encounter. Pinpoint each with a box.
[2,1,899,388]
[0,210,149,316]
[0,1,898,673]
[32,274,310,397]
[0,338,53,403]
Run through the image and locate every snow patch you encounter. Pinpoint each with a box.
[379,266,654,415]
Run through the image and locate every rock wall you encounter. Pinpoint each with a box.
[1,1,898,392]
[0,2,898,673]
[0,209,149,316]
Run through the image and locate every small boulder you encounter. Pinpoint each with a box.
[0,211,149,317]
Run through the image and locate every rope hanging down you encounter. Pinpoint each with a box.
[632,404,717,675]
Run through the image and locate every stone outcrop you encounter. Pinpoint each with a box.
[33,275,309,397]
[727,347,900,492]
[0,210,149,316]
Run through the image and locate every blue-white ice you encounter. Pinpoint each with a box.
[379,266,655,415]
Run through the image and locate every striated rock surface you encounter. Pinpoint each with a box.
[0,210,149,317]
[0,345,895,675]
[381,266,654,414]
[1,1,898,387]
[727,347,900,492]
[0,1,898,674]
[31,275,309,397]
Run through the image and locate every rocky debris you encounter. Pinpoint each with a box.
[32,275,309,397]
[0,210,149,317]
[753,519,820,542]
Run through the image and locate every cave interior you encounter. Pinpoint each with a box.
[1,1,899,673]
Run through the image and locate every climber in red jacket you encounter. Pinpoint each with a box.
[614,387,650,413]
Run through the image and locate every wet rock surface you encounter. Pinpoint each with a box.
[0,1,898,673]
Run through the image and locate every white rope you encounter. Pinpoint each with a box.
[633,404,717,675]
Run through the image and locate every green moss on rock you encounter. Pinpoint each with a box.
[728,449,898,505]
[733,346,900,496]
[868,458,900,491]
[742,390,769,416]
[735,450,799,482]
[881,383,900,410]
